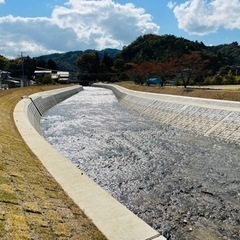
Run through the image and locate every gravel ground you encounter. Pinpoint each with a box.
[41,87,240,240]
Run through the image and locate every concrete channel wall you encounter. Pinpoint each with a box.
[23,86,84,133]
[14,85,165,240]
[94,83,240,145]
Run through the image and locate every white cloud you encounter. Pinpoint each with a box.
[0,0,160,58]
[0,15,76,58]
[0,0,5,4]
[169,0,240,35]
[52,0,159,48]
[0,40,57,59]
[167,1,175,9]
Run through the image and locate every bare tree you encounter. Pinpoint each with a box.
[174,51,209,88]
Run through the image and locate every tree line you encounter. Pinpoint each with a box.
[116,34,240,87]
[1,34,240,87]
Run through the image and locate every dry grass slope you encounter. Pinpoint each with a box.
[116,82,240,102]
[0,85,106,240]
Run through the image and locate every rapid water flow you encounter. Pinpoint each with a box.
[41,87,240,240]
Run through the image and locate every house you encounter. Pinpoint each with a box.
[0,70,11,89]
[57,71,70,83]
[33,70,70,83]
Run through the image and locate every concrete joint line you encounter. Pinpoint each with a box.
[145,233,163,240]
[22,95,42,116]
[51,94,58,105]
[164,105,189,125]
[204,112,233,136]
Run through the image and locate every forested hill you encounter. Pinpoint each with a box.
[120,34,207,62]
[119,34,240,66]
[35,34,240,75]
[36,48,120,77]
[208,41,240,65]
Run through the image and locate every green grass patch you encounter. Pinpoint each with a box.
[0,191,18,204]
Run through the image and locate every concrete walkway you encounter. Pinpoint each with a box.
[188,84,240,90]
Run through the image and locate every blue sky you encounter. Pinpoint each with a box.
[0,0,239,58]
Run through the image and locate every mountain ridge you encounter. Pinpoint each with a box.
[34,34,240,80]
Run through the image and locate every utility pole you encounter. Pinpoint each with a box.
[0,70,2,89]
[20,52,25,87]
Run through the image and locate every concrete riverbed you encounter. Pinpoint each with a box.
[41,87,240,240]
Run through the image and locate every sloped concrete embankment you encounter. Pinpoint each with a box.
[94,83,240,145]
[14,85,165,240]
[23,85,84,133]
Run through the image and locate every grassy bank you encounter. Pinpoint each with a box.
[0,85,106,239]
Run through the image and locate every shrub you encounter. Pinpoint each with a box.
[224,74,236,84]
[214,75,223,85]
[37,75,54,85]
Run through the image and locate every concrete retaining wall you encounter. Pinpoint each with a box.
[14,85,165,240]
[23,85,83,133]
[93,83,240,145]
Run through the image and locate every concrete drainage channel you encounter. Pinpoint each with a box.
[93,83,240,145]
[14,83,240,240]
[14,85,165,240]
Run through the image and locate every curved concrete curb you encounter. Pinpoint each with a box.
[93,83,240,145]
[14,85,165,240]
